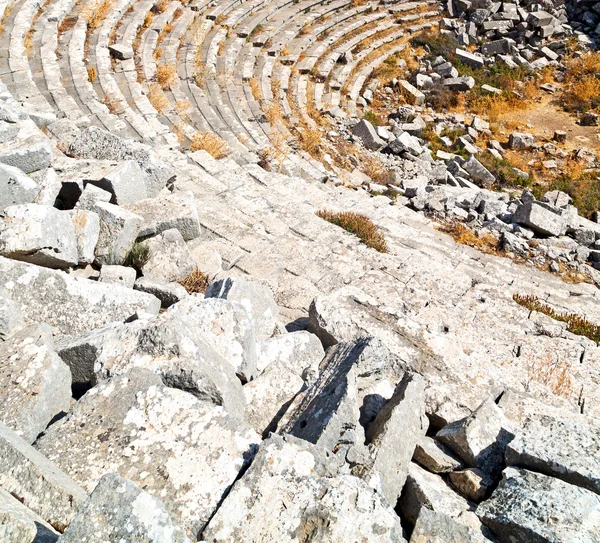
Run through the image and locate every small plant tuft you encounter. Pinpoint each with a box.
[316,210,388,253]
[177,268,209,294]
[123,242,151,270]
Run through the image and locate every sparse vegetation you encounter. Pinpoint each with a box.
[156,63,177,89]
[190,131,230,158]
[147,83,170,113]
[542,172,600,220]
[562,51,600,113]
[514,293,600,344]
[362,110,380,126]
[316,210,388,253]
[123,242,151,270]
[83,0,114,31]
[478,153,533,190]
[87,66,97,83]
[177,268,209,294]
[438,221,502,254]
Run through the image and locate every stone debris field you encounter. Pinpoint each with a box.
[0,0,600,541]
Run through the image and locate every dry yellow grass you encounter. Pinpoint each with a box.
[143,11,153,29]
[190,131,230,158]
[316,210,388,253]
[249,78,261,100]
[156,0,169,13]
[156,63,177,89]
[103,93,121,114]
[147,82,170,113]
[438,221,502,254]
[264,102,283,126]
[87,66,97,83]
[177,268,209,294]
[297,127,322,159]
[280,46,292,56]
[83,0,113,31]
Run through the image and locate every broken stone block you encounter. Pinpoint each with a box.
[581,112,599,127]
[0,487,59,543]
[108,43,134,60]
[399,80,425,106]
[410,508,492,543]
[35,369,260,538]
[124,191,201,241]
[455,48,485,68]
[0,421,87,531]
[541,189,571,209]
[68,209,100,265]
[98,264,137,287]
[436,399,515,475]
[0,287,21,340]
[527,10,554,27]
[0,325,71,443]
[0,162,40,211]
[383,131,423,156]
[0,204,78,268]
[59,473,191,543]
[205,277,279,341]
[0,256,160,338]
[513,201,567,237]
[361,373,428,505]
[0,120,19,144]
[413,436,463,474]
[140,229,195,282]
[73,184,112,211]
[256,330,324,374]
[202,434,405,542]
[0,131,53,174]
[477,468,600,543]
[85,160,147,205]
[449,468,494,502]
[352,119,385,150]
[93,201,143,265]
[462,156,495,187]
[133,277,188,308]
[508,132,535,149]
[443,76,475,91]
[553,130,567,143]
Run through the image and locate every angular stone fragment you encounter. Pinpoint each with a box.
[256,330,325,374]
[73,184,111,211]
[413,436,463,473]
[477,468,600,543]
[462,156,495,187]
[443,76,475,91]
[513,201,567,237]
[455,48,485,68]
[0,120,19,144]
[202,434,406,542]
[410,508,491,543]
[134,277,188,308]
[399,463,473,525]
[31,168,61,207]
[508,132,535,149]
[167,295,257,382]
[59,474,190,543]
[449,468,494,502]
[0,286,21,340]
[0,422,87,531]
[93,201,143,265]
[384,132,423,156]
[68,209,100,264]
[0,162,40,211]
[0,204,78,268]
[124,191,201,241]
[140,229,195,282]
[0,257,160,337]
[0,487,58,543]
[352,119,385,150]
[205,277,278,341]
[505,415,600,494]
[399,80,425,106]
[98,264,136,288]
[436,399,515,475]
[85,160,147,205]
[36,370,259,538]
[108,43,134,60]
[0,325,71,443]
[361,373,428,505]
[0,132,53,173]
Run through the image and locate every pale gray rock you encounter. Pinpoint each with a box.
[0,120,19,144]
[0,487,58,543]
[124,191,201,241]
[542,190,571,209]
[508,132,535,149]
[0,257,160,337]
[36,370,259,539]
[399,80,425,106]
[413,436,463,473]
[56,311,245,415]
[513,201,567,237]
[0,325,71,443]
[73,184,111,211]
[0,163,40,211]
[31,168,61,207]
[352,119,385,150]
[0,204,78,268]
[399,463,474,525]
[58,474,190,543]
[133,277,188,308]
[0,132,53,173]
[477,468,600,543]
[202,434,406,543]
[206,277,279,341]
[462,156,495,187]
[187,240,223,279]
[449,468,494,502]
[85,160,148,205]
[436,399,515,475]
[68,209,100,265]
[505,415,600,494]
[256,330,325,374]
[361,373,428,505]
[108,43,134,60]
[140,229,195,282]
[93,201,143,265]
[167,296,257,382]
[0,422,87,531]
[98,264,136,288]
[0,286,21,340]
[497,389,583,427]
[410,508,492,543]
[443,76,475,91]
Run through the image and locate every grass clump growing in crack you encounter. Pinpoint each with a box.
[123,242,151,270]
[177,268,209,294]
[438,221,502,254]
[316,210,388,253]
[514,293,600,343]
[190,131,230,158]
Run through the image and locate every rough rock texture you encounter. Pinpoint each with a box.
[0,325,71,443]
[477,467,600,543]
[93,201,143,265]
[140,229,196,282]
[0,422,87,531]
[0,286,21,340]
[85,160,148,205]
[255,330,325,374]
[0,204,78,268]
[410,508,492,543]
[0,162,40,211]
[35,370,259,539]
[413,436,463,474]
[0,257,160,337]
[449,468,494,502]
[59,473,191,543]
[202,434,406,542]
[68,209,100,265]
[0,487,58,543]
[205,277,279,341]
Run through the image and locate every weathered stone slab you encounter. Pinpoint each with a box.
[85,160,148,205]
[477,467,600,543]
[256,330,324,374]
[140,229,195,282]
[413,436,463,473]
[0,133,53,174]
[68,209,99,265]
[0,325,71,443]
[352,119,385,150]
[0,487,58,543]
[514,201,567,237]
[108,43,134,60]
[0,257,160,337]
[0,286,21,340]
[410,508,492,543]
[134,277,188,308]
[449,468,494,502]
[0,163,40,211]
[0,204,78,268]
[202,434,406,542]
[59,474,190,543]
[36,369,259,539]
[98,264,136,287]
[93,201,143,265]
[0,422,87,531]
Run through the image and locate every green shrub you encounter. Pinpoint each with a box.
[123,242,150,270]
[362,110,380,126]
